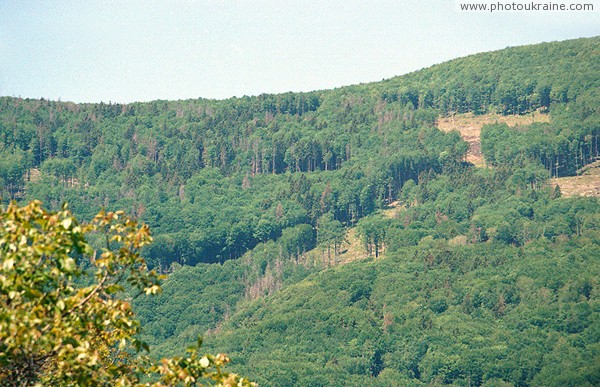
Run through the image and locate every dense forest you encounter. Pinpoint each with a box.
[1,36,599,385]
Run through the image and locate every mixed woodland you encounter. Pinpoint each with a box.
[1,36,599,385]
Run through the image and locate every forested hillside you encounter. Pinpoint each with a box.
[1,37,597,266]
[1,36,599,385]
[202,170,600,386]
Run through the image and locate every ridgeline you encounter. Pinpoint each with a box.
[1,36,599,385]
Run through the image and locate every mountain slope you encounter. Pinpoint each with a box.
[206,238,599,386]
[1,36,599,385]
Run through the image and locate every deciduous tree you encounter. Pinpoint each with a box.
[0,200,254,386]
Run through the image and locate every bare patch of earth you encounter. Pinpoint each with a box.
[437,112,550,167]
[551,160,600,198]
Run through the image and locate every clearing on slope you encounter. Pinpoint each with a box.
[436,112,550,166]
[438,113,600,197]
[552,160,600,197]
[323,201,404,266]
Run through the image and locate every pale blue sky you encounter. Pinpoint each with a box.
[1,0,598,103]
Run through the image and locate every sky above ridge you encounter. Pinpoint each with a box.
[1,0,599,103]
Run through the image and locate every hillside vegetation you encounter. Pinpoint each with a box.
[1,36,599,385]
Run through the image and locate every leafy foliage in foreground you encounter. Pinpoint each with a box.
[0,201,254,386]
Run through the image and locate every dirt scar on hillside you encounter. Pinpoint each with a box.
[435,113,600,198]
[436,112,550,167]
[551,160,600,198]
